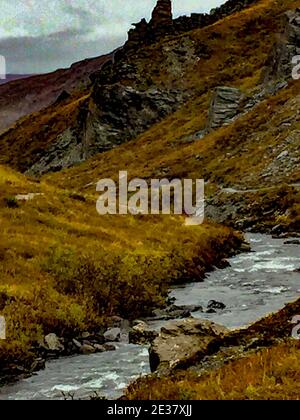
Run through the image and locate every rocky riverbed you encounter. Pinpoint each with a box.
[0,233,299,400]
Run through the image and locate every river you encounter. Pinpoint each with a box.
[0,233,299,400]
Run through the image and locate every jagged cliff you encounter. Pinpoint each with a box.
[0,0,299,181]
[263,7,300,82]
[125,0,259,49]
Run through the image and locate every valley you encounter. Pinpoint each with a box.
[0,0,299,401]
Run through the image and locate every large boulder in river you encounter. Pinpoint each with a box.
[149,317,228,372]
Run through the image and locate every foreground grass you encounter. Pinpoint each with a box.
[125,296,300,400]
[0,165,242,371]
[125,340,300,400]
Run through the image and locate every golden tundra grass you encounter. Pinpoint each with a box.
[0,164,241,366]
[0,0,299,384]
[125,341,300,400]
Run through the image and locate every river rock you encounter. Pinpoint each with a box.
[103,343,116,352]
[284,240,300,245]
[207,300,226,311]
[129,321,159,345]
[240,242,251,252]
[151,304,197,321]
[30,358,46,372]
[93,344,106,352]
[81,344,96,354]
[81,331,92,339]
[271,224,285,235]
[149,317,228,372]
[174,305,203,313]
[104,327,121,342]
[106,316,125,328]
[44,333,65,353]
[72,339,82,350]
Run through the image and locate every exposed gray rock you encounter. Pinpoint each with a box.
[206,86,244,132]
[93,344,106,352]
[30,358,46,372]
[106,316,125,328]
[80,344,96,354]
[152,307,191,321]
[129,321,159,345]
[263,8,300,84]
[26,127,88,176]
[26,84,185,176]
[149,317,228,372]
[125,0,258,49]
[104,327,121,342]
[44,333,64,353]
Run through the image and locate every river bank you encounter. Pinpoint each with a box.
[1,233,299,400]
[0,223,244,388]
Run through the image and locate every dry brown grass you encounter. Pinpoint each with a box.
[125,340,300,400]
[0,164,242,367]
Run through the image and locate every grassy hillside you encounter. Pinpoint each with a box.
[1,0,299,178]
[42,0,299,191]
[0,164,242,373]
[0,0,299,391]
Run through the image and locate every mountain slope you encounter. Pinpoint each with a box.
[0,75,34,86]
[42,0,300,232]
[0,0,299,390]
[0,54,112,134]
[1,0,294,176]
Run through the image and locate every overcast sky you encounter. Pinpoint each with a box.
[0,0,225,74]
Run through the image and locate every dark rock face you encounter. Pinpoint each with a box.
[206,86,244,132]
[125,0,259,49]
[26,84,184,176]
[263,8,300,83]
[128,0,173,47]
[150,0,173,32]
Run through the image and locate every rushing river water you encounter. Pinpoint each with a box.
[0,234,299,400]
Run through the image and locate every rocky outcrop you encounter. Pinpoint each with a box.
[150,0,173,33]
[26,84,185,176]
[206,86,244,132]
[149,317,228,372]
[125,0,258,49]
[26,127,88,176]
[127,0,173,47]
[263,8,300,83]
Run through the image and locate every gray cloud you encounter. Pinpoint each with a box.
[0,0,224,74]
